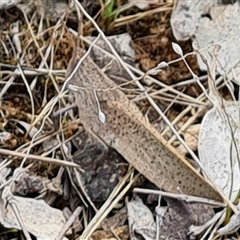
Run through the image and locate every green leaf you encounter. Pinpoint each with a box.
[105,0,115,18]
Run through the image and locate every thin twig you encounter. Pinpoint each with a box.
[0,148,81,168]
[134,188,225,207]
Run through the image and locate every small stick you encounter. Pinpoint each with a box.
[0,148,81,168]
[133,188,225,207]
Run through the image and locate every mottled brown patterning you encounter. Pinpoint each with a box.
[67,47,222,201]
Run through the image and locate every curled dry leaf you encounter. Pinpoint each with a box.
[127,196,156,239]
[0,187,66,239]
[170,0,219,41]
[192,3,240,78]
[198,101,240,200]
